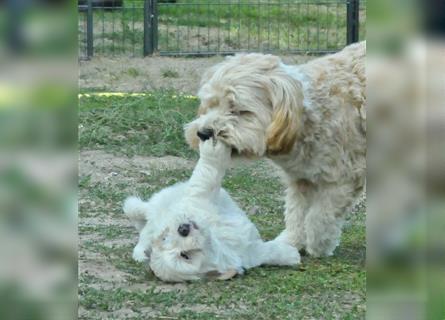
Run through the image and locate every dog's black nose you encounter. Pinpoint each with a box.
[178,223,191,237]
[197,128,214,141]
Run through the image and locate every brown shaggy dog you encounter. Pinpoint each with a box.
[185,42,366,257]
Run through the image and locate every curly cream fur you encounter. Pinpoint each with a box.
[185,42,366,257]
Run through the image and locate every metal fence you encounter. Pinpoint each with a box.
[78,0,365,59]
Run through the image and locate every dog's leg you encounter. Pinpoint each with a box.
[132,224,152,262]
[304,185,356,257]
[275,183,309,251]
[247,239,300,267]
[186,139,231,201]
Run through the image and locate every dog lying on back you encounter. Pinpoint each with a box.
[124,139,300,282]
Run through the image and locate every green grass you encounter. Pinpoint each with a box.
[79,91,199,158]
[127,67,141,77]
[161,68,180,78]
[79,91,366,319]
[79,0,366,56]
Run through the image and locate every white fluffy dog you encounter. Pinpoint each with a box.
[184,42,366,257]
[124,139,300,282]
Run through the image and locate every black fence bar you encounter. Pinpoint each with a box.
[86,0,94,58]
[346,0,359,44]
[78,0,365,58]
[144,0,158,56]
[153,0,158,52]
[143,0,151,55]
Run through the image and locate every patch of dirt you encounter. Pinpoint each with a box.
[79,55,313,94]
[80,260,131,283]
[167,304,220,315]
[79,56,224,93]
[79,307,162,320]
[166,302,248,317]
[153,283,188,294]
[78,216,130,228]
[80,150,195,185]
[79,249,104,261]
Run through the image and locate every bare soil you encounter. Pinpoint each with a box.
[80,150,195,185]
[79,55,313,94]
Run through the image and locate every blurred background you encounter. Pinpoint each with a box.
[0,0,444,319]
[367,0,445,319]
[0,0,77,319]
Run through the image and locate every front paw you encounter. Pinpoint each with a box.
[284,245,301,266]
[216,269,239,280]
[132,245,149,262]
[270,240,301,266]
[275,230,306,251]
[199,138,231,162]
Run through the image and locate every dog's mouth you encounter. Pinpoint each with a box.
[231,147,240,156]
[179,249,201,261]
[212,130,241,156]
[180,251,190,260]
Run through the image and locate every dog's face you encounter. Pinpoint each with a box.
[185,53,304,156]
[148,218,209,282]
[147,204,217,282]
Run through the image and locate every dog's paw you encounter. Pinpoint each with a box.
[132,245,149,262]
[275,230,306,251]
[284,245,301,266]
[268,240,301,266]
[216,269,238,280]
[199,138,231,163]
[237,266,247,276]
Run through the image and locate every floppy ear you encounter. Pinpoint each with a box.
[152,228,169,247]
[184,122,200,150]
[265,72,304,155]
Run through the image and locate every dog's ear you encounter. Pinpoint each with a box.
[265,71,303,155]
[153,228,169,247]
[184,122,200,150]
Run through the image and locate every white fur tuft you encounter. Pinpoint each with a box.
[126,139,300,282]
[123,196,148,231]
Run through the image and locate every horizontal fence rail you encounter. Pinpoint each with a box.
[78,0,366,59]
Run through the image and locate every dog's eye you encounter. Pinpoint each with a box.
[231,110,251,116]
[180,252,190,260]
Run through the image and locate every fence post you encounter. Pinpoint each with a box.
[152,0,158,52]
[346,0,359,44]
[144,0,158,56]
[87,0,94,58]
[143,0,151,55]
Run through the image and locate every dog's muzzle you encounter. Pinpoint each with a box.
[197,128,214,141]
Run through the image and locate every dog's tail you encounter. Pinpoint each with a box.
[123,196,148,231]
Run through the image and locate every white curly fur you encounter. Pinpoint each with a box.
[124,139,300,282]
[185,42,366,257]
